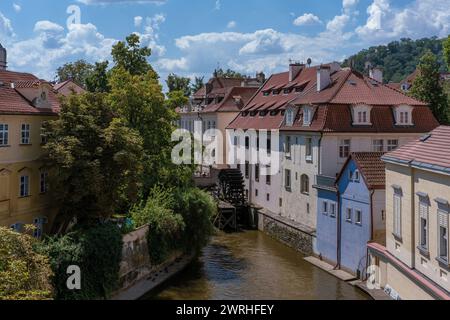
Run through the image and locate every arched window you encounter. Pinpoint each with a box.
[301,174,310,195]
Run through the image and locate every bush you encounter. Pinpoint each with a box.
[174,188,216,253]
[131,187,185,264]
[38,222,123,300]
[0,227,53,300]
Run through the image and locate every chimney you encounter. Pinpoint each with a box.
[317,65,331,92]
[369,67,383,83]
[0,43,6,70]
[256,72,266,84]
[289,62,304,82]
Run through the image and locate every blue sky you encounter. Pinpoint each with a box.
[0,0,449,87]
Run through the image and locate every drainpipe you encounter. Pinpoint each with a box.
[334,186,342,270]
[370,189,375,241]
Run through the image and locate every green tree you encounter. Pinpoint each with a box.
[43,93,144,230]
[111,34,154,76]
[410,51,449,124]
[444,35,450,69]
[85,61,110,93]
[55,60,94,87]
[166,73,191,97]
[0,227,53,300]
[191,76,204,94]
[214,68,245,79]
[165,90,189,110]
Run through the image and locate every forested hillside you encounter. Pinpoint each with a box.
[343,37,448,83]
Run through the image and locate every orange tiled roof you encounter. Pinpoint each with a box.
[0,70,59,115]
[351,152,386,189]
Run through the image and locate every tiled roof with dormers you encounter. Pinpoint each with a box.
[227,65,438,133]
[0,70,59,115]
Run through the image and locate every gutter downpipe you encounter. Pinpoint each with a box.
[364,189,376,281]
[334,186,341,270]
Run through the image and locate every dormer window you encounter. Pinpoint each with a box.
[283,88,291,95]
[285,108,295,126]
[302,106,313,126]
[395,105,414,126]
[352,105,372,125]
[273,90,280,96]
[263,91,270,96]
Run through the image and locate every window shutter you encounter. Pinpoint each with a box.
[438,211,449,227]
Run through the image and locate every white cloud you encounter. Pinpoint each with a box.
[293,13,322,26]
[135,13,166,56]
[214,0,221,11]
[134,16,143,27]
[343,0,359,10]
[0,11,14,41]
[356,0,450,40]
[13,3,21,12]
[227,21,237,29]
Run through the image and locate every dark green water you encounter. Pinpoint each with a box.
[146,231,369,300]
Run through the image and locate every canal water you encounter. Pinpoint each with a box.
[146,231,370,300]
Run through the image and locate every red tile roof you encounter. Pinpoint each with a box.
[227,65,438,134]
[201,86,258,113]
[350,152,386,189]
[0,70,59,115]
[383,126,450,174]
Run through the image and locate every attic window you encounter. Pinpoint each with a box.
[263,91,270,96]
[302,106,313,126]
[395,105,414,126]
[285,108,295,126]
[259,111,268,117]
[273,90,281,96]
[352,105,372,126]
[283,88,291,95]
[242,111,249,117]
[250,111,258,117]
[295,87,303,93]
[270,110,279,116]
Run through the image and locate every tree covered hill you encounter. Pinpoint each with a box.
[343,37,448,83]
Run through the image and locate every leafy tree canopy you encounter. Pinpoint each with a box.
[191,76,205,94]
[343,37,448,83]
[111,33,155,76]
[43,93,144,228]
[85,61,110,93]
[443,35,450,69]
[213,68,245,79]
[55,60,94,88]
[410,51,449,124]
[166,73,191,97]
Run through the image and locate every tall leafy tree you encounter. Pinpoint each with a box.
[85,61,110,93]
[410,51,449,124]
[166,73,191,97]
[55,60,94,87]
[191,76,204,94]
[111,34,154,76]
[444,35,450,70]
[43,93,144,230]
[213,68,245,79]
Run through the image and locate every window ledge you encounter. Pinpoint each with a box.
[436,257,450,270]
[392,233,403,243]
[285,187,292,192]
[18,195,31,199]
[0,145,11,148]
[417,246,430,258]
[19,144,32,146]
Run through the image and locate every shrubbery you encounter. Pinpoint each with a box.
[130,187,216,264]
[0,227,53,300]
[38,222,123,300]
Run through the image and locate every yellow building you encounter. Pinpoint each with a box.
[368,126,450,300]
[0,46,59,237]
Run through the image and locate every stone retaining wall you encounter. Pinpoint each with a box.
[258,210,315,255]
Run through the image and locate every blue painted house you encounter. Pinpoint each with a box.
[314,152,386,277]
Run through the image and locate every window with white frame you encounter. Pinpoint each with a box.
[355,209,362,225]
[438,208,449,262]
[346,208,352,222]
[330,202,336,217]
[372,139,384,152]
[286,108,295,126]
[395,105,414,126]
[0,123,8,146]
[301,174,310,195]
[355,170,360,182]
[419,201,429,251]
[285,169,291,190]
[322,201,328,215]
[19,175,29,198]
[303,107,312,126]
[20,125,31,144]
[40,125,48,144]
[339,139,351,159]
[387,139,399,151]
[352,105,372,125]
[40,170,48,194]
[393,190,402,238]
[285,136,291,157]
[305,137,313,162]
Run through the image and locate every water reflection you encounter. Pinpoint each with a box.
[147,231,369,300]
